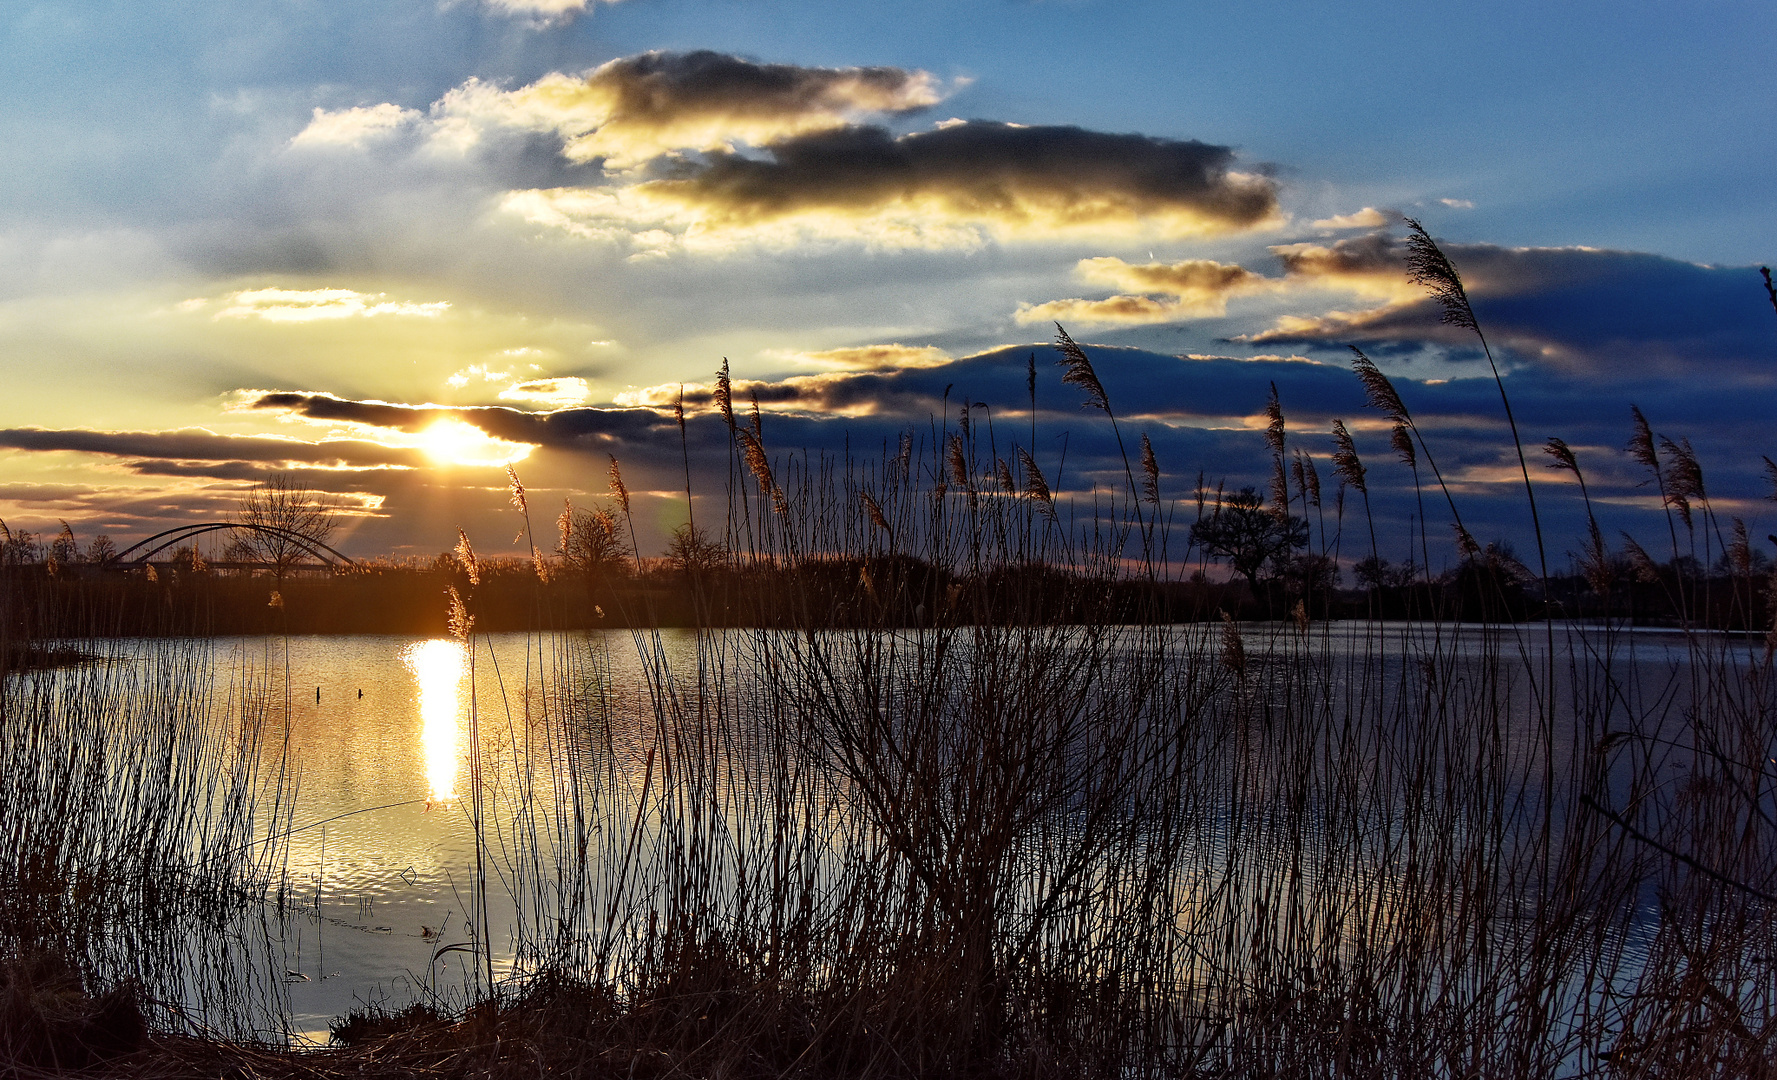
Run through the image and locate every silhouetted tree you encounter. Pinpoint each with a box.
[1189,486,1309,592]
[666,522,724,576]
[230,474,342,585]
[557,503,631,580]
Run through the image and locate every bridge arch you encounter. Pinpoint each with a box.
[107,523,355,568]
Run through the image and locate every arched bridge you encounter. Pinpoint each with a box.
[106,523,355,569]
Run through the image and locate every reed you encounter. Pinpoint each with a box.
[422,310,1777,1078]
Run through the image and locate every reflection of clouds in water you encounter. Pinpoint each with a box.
[403,639,465,801]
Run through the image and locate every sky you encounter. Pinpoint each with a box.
[2,0,1774,573]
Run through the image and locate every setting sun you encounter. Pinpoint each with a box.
[416,417,533,467]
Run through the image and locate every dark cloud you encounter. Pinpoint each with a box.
[635,121,1280,237]
[424,51,945,170]
[577,49,940,137]
[1255,233,1777,380]
[0,427,424,469]
[246,393,676,449]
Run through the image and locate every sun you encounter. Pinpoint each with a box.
[416,418,533,467]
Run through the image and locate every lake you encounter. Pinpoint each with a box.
[7,620,1759,1061]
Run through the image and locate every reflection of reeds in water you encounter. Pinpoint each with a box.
[0,637,290,909]
[0,625,298,1047]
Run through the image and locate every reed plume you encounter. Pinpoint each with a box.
[1330,420,1366,494]
[861,491,892,539]
[1627,405,1659,472]
[1403,216,1478,330]
[1729,518,1753,577]
[1620,533,1661,583]
[454,529,481,586]
[1265,384,1289,521]
[1263,383,1285,457]
[607,456,631,517]
[1054,325,1109,413]
[1453,522,1482,559]
[1018,448,1055,517]
[1140,434,1160,506]
[715,358,735,431]
[1543,436,1578,478]
[1390,423,1416,468]
[1349,347,1408,424]
[1658,435,1703,530]
[738,430,774,496]
[736,429,787,514]
[949,435,976,510]
[1297,448,1323,507]
[447,584,474,640]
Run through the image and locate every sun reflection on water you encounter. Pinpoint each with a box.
[403,639,465,801]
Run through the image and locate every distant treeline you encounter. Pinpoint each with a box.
[0,547,1767,639]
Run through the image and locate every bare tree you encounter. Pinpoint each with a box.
[231,474,342,584]
[665,522,724,576]
[557,502,631,580]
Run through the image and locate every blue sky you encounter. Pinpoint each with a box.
[2,0,1773,571]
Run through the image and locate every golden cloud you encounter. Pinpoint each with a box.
[1014,256,1278,326]
[429,51,944,168]
[213,288,450,322]
[1015,294,1187,326]
[1268,233,1422,303]
[504,122,1281,253]
[767,344,953,370]
[498,377,591,407]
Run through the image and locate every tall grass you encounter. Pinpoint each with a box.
[0,573,297,1048]
[425,246,1777,1078]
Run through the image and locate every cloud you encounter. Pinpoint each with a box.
[767,344,953,371]
[245,391,672,450]
[1250,236,1777,379]
[1015,294,1191,327]
[482,0,601,15]
[446,364,513,388]
[1268,232,1420,301]
[212,288,450,322]
[1439,198,1475,209]
[1310,207,1389,230]
[290,104,422,148]
[505,121,1281,252]
[614,371,918,418]
[0,426,429,471]
[429,51,945,168]
[1014,256,1278,326]
[499,377,591,406]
